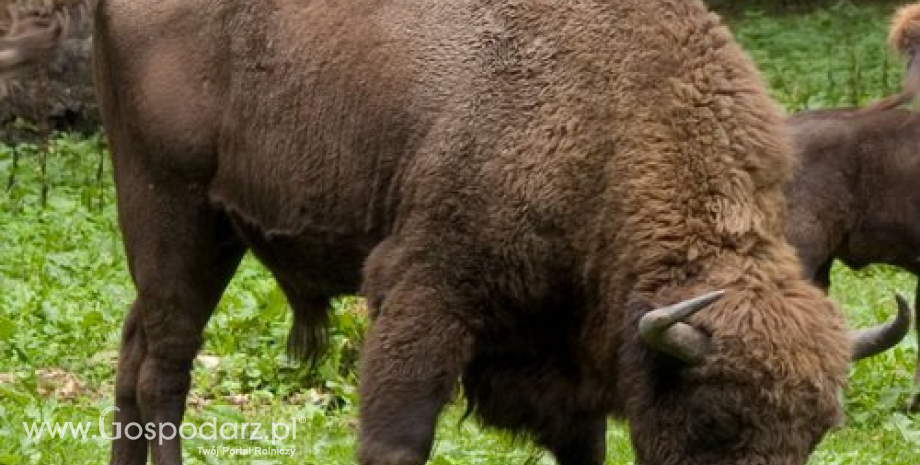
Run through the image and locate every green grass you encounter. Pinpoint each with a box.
[1,1,918,464]
[732,1,903,111]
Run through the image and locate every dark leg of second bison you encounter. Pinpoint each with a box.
[110,180,245,465]
[813,259,833,292]
[544,415,607,465]
[910,279,920,412]
[357,273,474,465]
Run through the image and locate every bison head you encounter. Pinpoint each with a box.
[624,286,910,465]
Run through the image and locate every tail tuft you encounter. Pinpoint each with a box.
[286,295,332,365]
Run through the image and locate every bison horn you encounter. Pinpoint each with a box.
[639,290,725,365]
[850,294,912,361]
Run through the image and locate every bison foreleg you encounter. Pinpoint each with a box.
[540,415,607,465]
[357,275,474,465]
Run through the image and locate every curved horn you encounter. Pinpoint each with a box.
[850,294,912,361]
[639,290,725,365]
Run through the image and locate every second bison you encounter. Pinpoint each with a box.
[786,107,919,411]
[786,3,920,412]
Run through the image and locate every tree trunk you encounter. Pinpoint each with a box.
[0,0,95,143]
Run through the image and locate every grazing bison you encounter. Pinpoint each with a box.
[90,0,907,464]
[785,107,920,412]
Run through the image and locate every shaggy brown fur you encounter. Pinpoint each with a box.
[785,107,920,412]
[95,1,854,464]
[867,4,920,111]
[889,3,920,56]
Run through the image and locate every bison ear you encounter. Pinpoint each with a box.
[850,294,912,361]
[638,290,724,365]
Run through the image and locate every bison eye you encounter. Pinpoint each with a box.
[689,402,747,450]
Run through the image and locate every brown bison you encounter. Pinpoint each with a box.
[785,107,920,412]
[87,0,907,464]
[784,3,920,414]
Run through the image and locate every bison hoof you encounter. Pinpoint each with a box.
[358,444,427,465]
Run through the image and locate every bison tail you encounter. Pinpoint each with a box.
[286,295,333,365]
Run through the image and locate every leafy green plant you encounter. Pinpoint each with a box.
[733,1,901,111]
